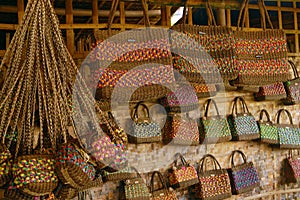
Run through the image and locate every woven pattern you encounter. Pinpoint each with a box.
[283,79,300,104]
[163,115,199,145]
[254,82,286,101]
[287,156,300,181]
[192,83,217,98]
[168,166,198,188]
[129,122,162,143]
[259,123,279,144]
[102,166,137,182]
[124,178,151,200]
[150,190,177,200]
[0,146,12,187]
[277,127,300,149]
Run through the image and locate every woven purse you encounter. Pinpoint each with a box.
[192,82,218,99]
[254,82,287,101]
[159,85,199,113]
[150,171,178,200]
[168,153,199,189]
[275,109,300,149]
[284,150,300,183]
[199,99,232,144]
[102,166,138,182]
[0,144,12,187]
[227,96,260,141]
[129,103,162,143]
[163,113,199,146]
[120,168,151,200]
[171,0,236,83]
[258,109,279,144]
[194,154,231,199]
[282,60,300,105]
[231,0,290,86]
[228,150,260,195]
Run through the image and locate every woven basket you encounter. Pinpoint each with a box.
[0,144,12,187]
[54,183,78,200]
[4,188,50,200]
[102,167,138,182]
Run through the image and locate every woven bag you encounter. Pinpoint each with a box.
[120,168,151,200]
[4,188,54,200]
[0,144,12,187]
[129,102,162,143]
[282,60,300,105]
[163,113,199,146]
[159,85,199,113]
[275,109,300,149]
[191,82,218,98]
[150,171,178,200]
[199,98,232,144]
[254,82,286,101]
[258,109,279,144]
[227,96,260,141]
[54,183,78,200]
[228,150,260,195]
[230,0,290,86]
[167,153,199,189]
[194,154,231,199]
[284,150,300,183]
[171,0,236,83]
[102,166,138,182]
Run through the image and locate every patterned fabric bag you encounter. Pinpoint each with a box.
[275,109,300,149]
[159,85,199,113]
[150,171,178,200]
[120,168,151,200]
[254,82,286,101]
[194,154,231,199]
[228,150,260,195]
[227,96,260,141]
[258,109,279,144]
[284,150,300,183]
[282,60,300,105]
[199,98,232,144]
[167,153,199,189]
[231,0,290,86]
[163,113,199,146]
[171,0,237,83]
[129,102,162,143]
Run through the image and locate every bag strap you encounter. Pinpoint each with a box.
[288,60,299,79]
[204,98,220,118]
[276,109,293,125]
[230,150,248,168]
[132,102,150,121]
[259,109,272,123]
[131,166,142,178]
[198,154,222,172]
[173,153,188,167]
[231,96,250,115]
[150,171,168,193]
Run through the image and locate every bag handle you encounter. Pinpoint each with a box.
[132,102,150,121]
[204,98,220,118]
[259,109,272,123]
[288,60,299,79]
[173,153,188,167]
[237,0,273,31]
[288,149,300,158]
[276,109,293,125]
[198,154,222,172]
[150,171,168,194]
[231,96,250,115]
[230,150,248,168]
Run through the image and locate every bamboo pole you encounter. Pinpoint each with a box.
[66,0,75,55]
[120,2,125,31]
[166,6,171,27]
[188,7,193,25]
[226,9,231,27]
[17,0,24,24]
[92,0,99,33]
[293,0,299,53]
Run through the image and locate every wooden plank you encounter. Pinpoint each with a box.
[120,2,125,31]
[188,7,193,25]
[66,0,75,54]
[17,0,24,24]
[293,1,299,53]
[5,33,10,49]
[166,6,171,27]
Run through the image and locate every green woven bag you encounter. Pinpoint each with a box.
[258,109,279,144]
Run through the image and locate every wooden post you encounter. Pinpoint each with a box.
[161,6,167,26]
[188,7,193,25]
[166,6,171,27]
[5,33,10,50]
[92,0,98,33]
[66,0,75,55]
[278,0,283,29]
[120,2,125,31]
[17,0,24,24]
[293,1,299,54]
[226,9,231,27]
[217,8,226,26]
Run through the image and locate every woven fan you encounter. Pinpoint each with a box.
[0,0,118,168]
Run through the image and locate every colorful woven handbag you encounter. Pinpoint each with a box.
[150,171,178,200]
[228,150,260,195]
[254,82,287,101]
[194,154,231,199]
[171,0,237,83]
[120,168,151,200]
[163,113,199,146]
[199,98,232,144]
[129,102,162,143]
[275,109,300,149]
[231,0,290,86]
[102,166,138,182]
[191,82,218,99]
[258,109,279,144]
[282,60,300,105]
[159,85,199,113]
[284,150,300,183]
[227,96,260,141]
[0,144,12,187]
[167,153,199,189]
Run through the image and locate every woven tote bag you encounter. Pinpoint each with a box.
[150,171,178,200]
[231,0,290,86]
[282,60,300,105]
[258,109,279,145]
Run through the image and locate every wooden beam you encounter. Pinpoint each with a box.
[120,1,126,31]
[5,33,10,49]
[166,6,171,27]
[188,7,193,25]
[17,0,24,24]
[66,0,75,55]
[293,1,299,53]
[161,6,167,26]
[226,9,231,27]
[278,0,283,29]
[92,0,98,33]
